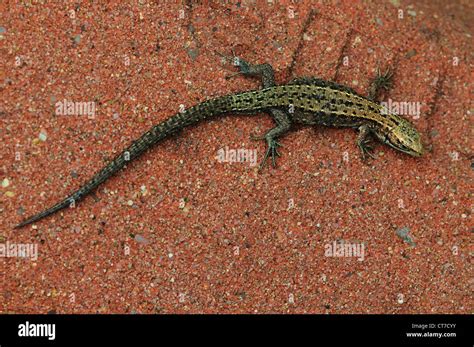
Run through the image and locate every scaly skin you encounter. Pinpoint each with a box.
[14,57,423,229]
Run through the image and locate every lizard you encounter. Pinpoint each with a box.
[14,55,424,229]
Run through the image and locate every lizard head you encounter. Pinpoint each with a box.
[377,117,424,157]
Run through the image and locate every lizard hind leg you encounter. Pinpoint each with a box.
[251,109,292,170]
[217,51,276,88]
[235,59,275,88]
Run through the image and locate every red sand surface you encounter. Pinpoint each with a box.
[1,1,472,313]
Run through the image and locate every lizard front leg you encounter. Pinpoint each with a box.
[357,124,376,160]
[367,67,394,101]
[356,66,394,160]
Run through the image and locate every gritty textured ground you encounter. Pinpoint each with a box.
[1,1,472,313]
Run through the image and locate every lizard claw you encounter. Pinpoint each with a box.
[259,138,283,170]
[358,140,376,160]
[375,66,394,90]
[216,50,240,79]
[368,66,394,100]
[215,50,254,79]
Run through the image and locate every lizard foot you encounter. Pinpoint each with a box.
[374,67,394,91]
[258,137,283,170]
[368,67,394,101]
[357,138,376,160]
[216,50,250,79]
[215,51,273,81]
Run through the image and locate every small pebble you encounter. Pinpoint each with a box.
[134,234,150,245]
[353,36,362,46]
[396,227,416,246]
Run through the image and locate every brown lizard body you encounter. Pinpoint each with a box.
[14,56,423,228]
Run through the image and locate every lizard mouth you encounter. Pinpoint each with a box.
[398,145,424,157]
[407,149,423,157]
[385,140,424,157]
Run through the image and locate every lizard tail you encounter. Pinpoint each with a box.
[14,199,74,229]
[14,95,251,229]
